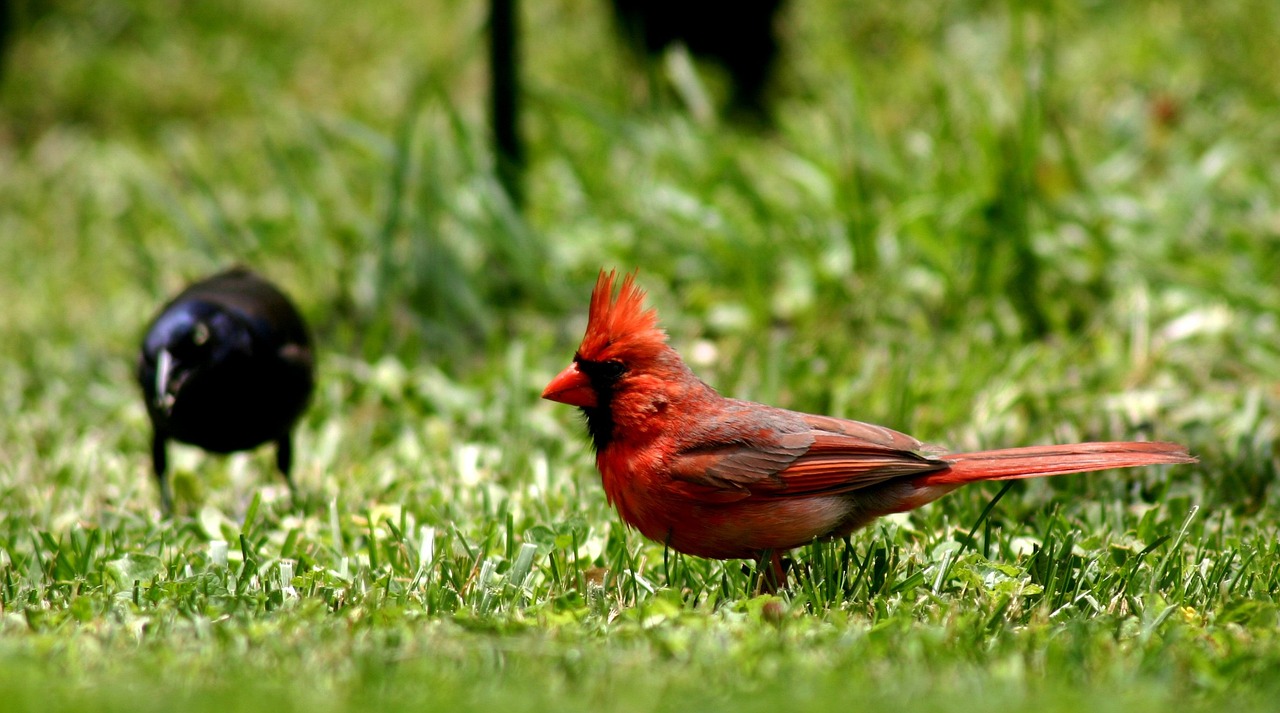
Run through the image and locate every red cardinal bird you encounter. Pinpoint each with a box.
[543,271,1196,587]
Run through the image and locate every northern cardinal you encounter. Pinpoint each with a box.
[139,268,314,515]
[542,271,1195,587]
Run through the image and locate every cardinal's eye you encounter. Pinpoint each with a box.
[576,357,627,383]
[600,360,626,379]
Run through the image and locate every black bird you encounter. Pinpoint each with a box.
[138,268,315,515]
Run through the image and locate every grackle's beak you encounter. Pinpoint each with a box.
[155,350,176,414]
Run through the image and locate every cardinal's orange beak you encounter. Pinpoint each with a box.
[542,362,597,408]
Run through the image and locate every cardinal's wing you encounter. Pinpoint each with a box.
[665,404,949,503]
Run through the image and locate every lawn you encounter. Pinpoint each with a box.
[2,0,1279,710]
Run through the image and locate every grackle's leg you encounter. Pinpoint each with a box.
[275,434,297,498]
[152,432,173,517]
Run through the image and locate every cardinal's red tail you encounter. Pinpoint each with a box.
[916,441,1195,486]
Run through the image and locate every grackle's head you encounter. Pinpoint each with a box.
[140,300,252,417]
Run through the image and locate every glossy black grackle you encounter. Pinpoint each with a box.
[138,268,314,515]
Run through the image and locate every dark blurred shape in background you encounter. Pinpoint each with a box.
[608,0,787,123]
[485,0,788,210]
[0,0,12,82]
[489,0,523,207]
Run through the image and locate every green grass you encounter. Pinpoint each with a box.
[2,0,1280,710]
